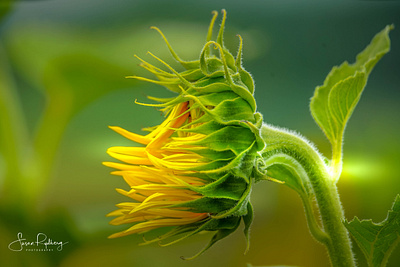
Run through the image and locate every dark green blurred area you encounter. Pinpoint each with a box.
[0,1,399,266]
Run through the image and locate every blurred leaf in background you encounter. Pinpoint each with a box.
[0,1,13,23]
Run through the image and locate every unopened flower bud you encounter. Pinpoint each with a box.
[104,9,274,259]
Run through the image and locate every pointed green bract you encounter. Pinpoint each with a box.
[181,216,242,260]
[242,202,254,253]
[310,25,393,181]
[344,194,400,267]
[189,174,248,200]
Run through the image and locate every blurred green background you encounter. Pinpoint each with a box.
[0,1,399,266]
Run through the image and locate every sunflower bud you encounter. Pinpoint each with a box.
[104,9,271,259]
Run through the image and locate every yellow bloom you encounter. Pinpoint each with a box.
[104,101,210,238]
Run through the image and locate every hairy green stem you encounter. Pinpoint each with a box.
[331,140,343,183]
[261,124,356,267]
[299,191,330,245]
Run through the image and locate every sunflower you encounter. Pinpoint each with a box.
[104,10,271,258]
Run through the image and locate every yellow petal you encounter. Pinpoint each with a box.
[109,126,152,145]
[108,214,208,238]
[107,146,146,157]
[107,151,152,165]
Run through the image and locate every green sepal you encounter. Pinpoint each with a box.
[222,48,237,72]
[190,78,232,93]
[193,92,256,123]
[190,126,255,155]
[150,70,204,90]
[185,93,255,124]
[189,173,247,201]
[171,197,237,214]
[242,202,254,253]
[229,146,258,181]
[177,120,225,135]
[187,148,236,161]
[196,91,239,106]
[204,216,241,231]
[212,177,253,219]
[178,68,205,82]
[142,212,240,250]
[190,158,232,172]
[239,68,254,94]
[145,95,178,104]
[182,216,241,260]
[128,75,182,93]
[149,215,242,259]
[140,221,206,246]
[200,53,226,78]
[148,26,201,70]
[171,178,252,219]
[200,40,257,112]
[199,141,256,183]
[180,172,217,183]
[137,94,189,110]
[243,112,266,152]
[200,37,236,77]
[231,72,248,91]
[226,78,257,113]
[138,57,205,83]
[211,97,255,123]
[235,34,254,94]
[344,194,400,267]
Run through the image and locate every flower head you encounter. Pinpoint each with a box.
[104,10,272,258]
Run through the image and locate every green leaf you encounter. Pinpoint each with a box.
[344,194,400,267]
[310,25,393,180]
